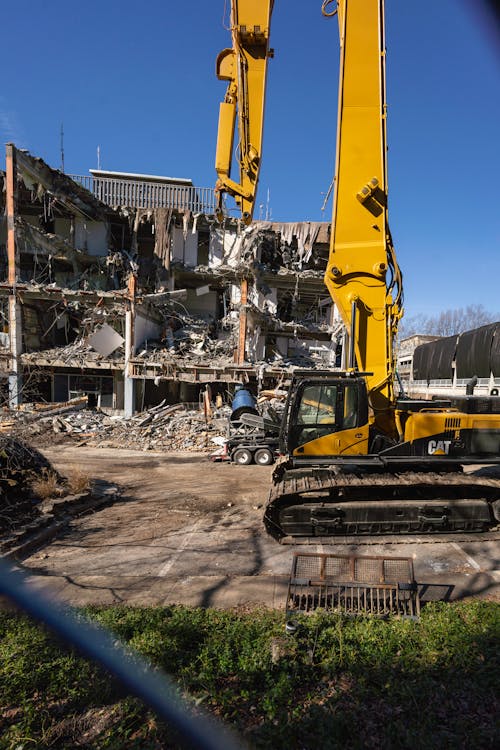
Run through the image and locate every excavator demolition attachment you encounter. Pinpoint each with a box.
[286,552,420,620]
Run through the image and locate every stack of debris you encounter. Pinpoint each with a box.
[133,305,236,366]
[0,436,57,534]
[0,431,121,557]
[21,338,124,368]
[3,400,231,453]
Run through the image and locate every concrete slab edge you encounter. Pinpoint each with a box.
[1,489,120,561]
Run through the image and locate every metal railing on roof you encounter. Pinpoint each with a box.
[70,174,216,214]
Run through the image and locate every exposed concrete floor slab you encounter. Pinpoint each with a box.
[15,446,500,609]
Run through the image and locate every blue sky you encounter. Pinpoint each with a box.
[2,0,499,319]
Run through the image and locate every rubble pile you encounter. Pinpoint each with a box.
[21,339,124,367]
[0,436,57,533]
[268,349,325,369]
[19,298,128,367]
[3,401,231,453]
[135,308,236,366]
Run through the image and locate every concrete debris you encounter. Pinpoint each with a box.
[16,148,109,221]
[21,338,125,367]
[5,402,232,453]
[16,397,88,421]
[0,433,121,556]
[134,310,235,364]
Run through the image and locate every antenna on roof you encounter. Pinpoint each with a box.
[265,188,271,221]
[321,176,334,214]
[60,123,65,173]
[97,145,101,170]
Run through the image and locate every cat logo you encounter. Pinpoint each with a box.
[428,439,451,455]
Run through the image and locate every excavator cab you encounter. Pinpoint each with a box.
[282,372,370,457]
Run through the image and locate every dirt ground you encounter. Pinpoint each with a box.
[15,446,500,609]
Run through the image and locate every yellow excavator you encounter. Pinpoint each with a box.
[216,0,500,539]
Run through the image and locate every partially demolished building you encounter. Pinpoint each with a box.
[1,145,342,415]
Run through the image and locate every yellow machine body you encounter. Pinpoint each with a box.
[292,423,370,458]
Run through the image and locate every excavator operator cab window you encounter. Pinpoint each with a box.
[297,384,337,426]
[343,383,359,429]
[290,381,360,450]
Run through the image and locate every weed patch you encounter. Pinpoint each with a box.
[65,467,90,494]
[29,469,61,500]
[0,601,498,749]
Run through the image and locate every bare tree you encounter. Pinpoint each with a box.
[399,305,499,339]
[399,313,428,339]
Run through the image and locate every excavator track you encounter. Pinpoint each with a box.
[264,468,500,540]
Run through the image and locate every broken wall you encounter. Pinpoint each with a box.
[1,148,131,292]
[171,224,198,267]
[184,288,218,319]
[135,311,162,350]
[74,220,108,255]
[249,286,277,315]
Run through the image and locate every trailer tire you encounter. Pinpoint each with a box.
[254,448,274,466]
[490,388,499,396]
[233,448,253,465]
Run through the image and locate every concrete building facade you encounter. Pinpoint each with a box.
[1,145,342,415]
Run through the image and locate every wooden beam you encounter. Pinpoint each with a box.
[236,278,248,364]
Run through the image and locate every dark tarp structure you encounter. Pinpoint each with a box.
[412,335,457,381]
[412,343,431,381]
[455,323,500,379]
[490,325,500,377]
[412,322,500,381]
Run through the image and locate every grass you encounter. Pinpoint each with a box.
[0,601,498,749]
[30,466,90,501]
[29,470,61,500]
[65,467,91,494]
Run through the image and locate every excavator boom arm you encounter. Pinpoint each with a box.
[325,0,403,432]
[215,0,273,223]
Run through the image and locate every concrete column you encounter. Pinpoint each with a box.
[124,309,135,417]
[6,143,23,408]
[8,295,22,408]
[123,274,137,417]
[236,278,248,364]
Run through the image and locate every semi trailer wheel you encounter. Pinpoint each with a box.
[233,447,253,465]
[254,448,274,466]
